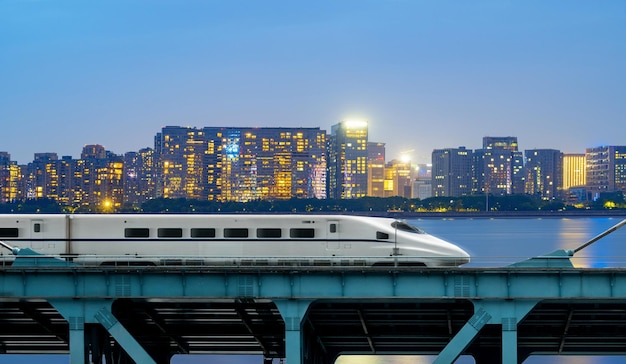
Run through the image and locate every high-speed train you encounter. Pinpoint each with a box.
[0,214,470,267]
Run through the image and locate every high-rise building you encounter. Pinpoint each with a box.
[367,142,385,197]
[219,127,327,202]
[432,147,473,197]
[327,121,368,199]
[155,126,207,200]
[383,159,413,198]
[155,126,327,203]
[586,146,626,200]
[124,148,156,206]
[563,154,586,190]
[562,154,586,203]
[0,152,20,203]
[524,149,563,199]
[475,136,520,196]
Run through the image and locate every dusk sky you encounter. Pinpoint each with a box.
[1,0,625,166]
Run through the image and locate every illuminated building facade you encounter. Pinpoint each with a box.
[155,126,207,200]
[124,148,156,206]
[215,127,326,202]
[327,121,368,199]
[586,146,626,200]
[474,136,520,196]
[367,142,385,197]
[383,159,413,198]
[562,154,586,203]
[155,126,327,203]
[0,152,20,203]
[524,149,563,199]
[431,147,473,197]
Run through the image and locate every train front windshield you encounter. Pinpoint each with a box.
[391,221,425,234]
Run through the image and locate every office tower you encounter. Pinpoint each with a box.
[367,142,385,197]
[124,148,156,206]
[524,149,563,199]
[475,136,519,196]
[432,147,473,197]
[327,121,368,199]
[26,153,59,200]
[218,127,327,202]
[412,179,432,199]
[155,126,327,202]
[384,159,413,198]
[586,146,626,200]
[0,152,20,203]
[562,154,586,203]
[77,144,124,209]
[155,126,207,200]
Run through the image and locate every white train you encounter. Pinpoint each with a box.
[0,214,470,267]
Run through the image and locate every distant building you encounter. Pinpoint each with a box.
[524,149,563,199]
[432,147,473,197]
[124,148,156,206]
[562,154,586,203]
[0,152,20,203]
[412,179,432,199]
[327,121,368,199]
[383,159,413,198]
[367,142,385,197]
[155,126,327,203]
[474,136,520,196]
[586,146,626,200]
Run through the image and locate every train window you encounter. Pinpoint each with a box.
[290,228,315,238]
[158,228,183,238]
[33,223,41,233]
[0,228,19,238]
[376,231,390,240]
[124,228,150,238]
[391,221,424,234]
[257,228,282,238]
[224,228,249,238]
[191,228,216,238]
[329,224,337,233]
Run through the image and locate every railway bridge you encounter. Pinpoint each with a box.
[1,248,626,364]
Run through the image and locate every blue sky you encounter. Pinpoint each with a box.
[1,1,625,165]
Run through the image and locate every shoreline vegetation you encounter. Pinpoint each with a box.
[1,194,625,218]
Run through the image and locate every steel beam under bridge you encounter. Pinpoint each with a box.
[3,266,626,363]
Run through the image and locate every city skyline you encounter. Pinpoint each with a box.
[2,1,625,165]
[0,122,623,167]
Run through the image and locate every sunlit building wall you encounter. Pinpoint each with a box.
[524,149,563,199]
[432,147,473,197]
[327,121,368,199]
[586,146,626,200]
[367,142,385,197]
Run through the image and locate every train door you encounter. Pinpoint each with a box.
[30,219,44,251]
[326,220,340,250]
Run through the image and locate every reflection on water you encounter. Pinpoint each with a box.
[410,217,626,268]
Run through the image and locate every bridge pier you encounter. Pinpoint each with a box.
[275,299,313,364]
[49,299,157,364]
[434,300,539,364]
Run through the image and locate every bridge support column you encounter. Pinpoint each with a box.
[434,300,538,364]
[275,300,312,364]
[49,299,156,364]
